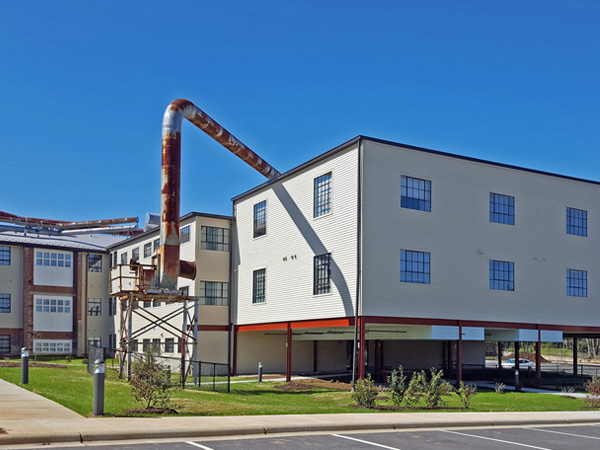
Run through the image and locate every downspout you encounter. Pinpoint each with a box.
[351,137,363,387]
[159,99,280,289]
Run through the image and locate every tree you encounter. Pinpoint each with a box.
[129,349,172,410]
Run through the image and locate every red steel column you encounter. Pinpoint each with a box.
[457,322,463,384]
[358,317,366,379]
[286,322,292,382]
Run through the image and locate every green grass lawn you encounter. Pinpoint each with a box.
[0,364,593,417]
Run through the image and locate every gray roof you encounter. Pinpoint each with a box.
[0,232,124,252]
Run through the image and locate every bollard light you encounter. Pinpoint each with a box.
[93,359,105,416]
[21,347,29,385]
[258,361,263,383]
[514,368,521,392]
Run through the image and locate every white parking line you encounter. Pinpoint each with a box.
[441,430,554,449]
[186,442,215,450]
[332,433,403,449]
[529,427,600,440]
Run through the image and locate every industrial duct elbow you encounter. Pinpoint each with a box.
[158,99,280,289]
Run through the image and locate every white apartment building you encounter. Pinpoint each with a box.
[231,136,600,380]
[0,233,120,356]
[108,212,232,366]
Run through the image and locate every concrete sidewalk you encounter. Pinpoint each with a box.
[2,378,600,447]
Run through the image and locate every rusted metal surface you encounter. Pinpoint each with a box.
[158,99,280,289]
[0,210,138,229]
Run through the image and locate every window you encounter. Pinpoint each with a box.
[0,246,10,265]
[314,254,332,294]
[252,269,266,303]
[111,252,117,267]
[199,281,229,306]
[88,254,102,272]
[88,298,102,316]
[34,339,71,354]
[144,242,152,258]
[567,269,587,297]
[201,226,230,251]
[153,238,160,251]
[0,336,10,353]
[109,297,117,316]
[143,338,151,352]
[567,207,587,237]
[181,226,191,244]
[489,260,514,291]
[152,338,161,352]
[132,247,139,261]
[35,298,70,313]
[489,193,515,225]
[253,201,266,238]
[132,339,139,352]
[0,294,10,313]
[88,337,102,348]
[165,338,175,353]
[400,250,430,284]
[314,173,332,217]
[120,252,128,264]
[401,176,431,212]
[35,251,71,267]
[180,286,189,296]
[143,300,152,308]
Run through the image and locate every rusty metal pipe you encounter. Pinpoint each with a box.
[158,99,280,289]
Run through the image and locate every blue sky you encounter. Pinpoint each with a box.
[2,1,599,224]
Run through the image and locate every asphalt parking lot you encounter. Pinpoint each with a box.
[20,424,600,450]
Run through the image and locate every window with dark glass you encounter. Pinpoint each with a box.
[313,253,331,294]
[567,269,587,297]
[201,226,230,251]
[181,226,191,244]
[88,254,102,272]
[144,243,152,258]
[180,286,189,296]
[489,193,515,225]
[400,250,430,284]
[567,207,587,237]
[120,252,128,265]
[489,260,514,291]
[0,335,10,353]
[152,338,161,351]
[252,269,266,303]
[153,238,160,251]
[88,298,102,316]
[132,247,139,261]
[314,173,332,217]
[0,294,10,313]
[0,246,10,265]
[199,281,229,305]
[253,201,266,238]
[165,338,175,353]
[401,176,431,211]
[143,338,151,352]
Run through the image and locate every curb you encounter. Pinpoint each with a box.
[2,416,600,447]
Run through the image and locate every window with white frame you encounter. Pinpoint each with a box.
[400,250,431,284]
[199,281,229,305]
[201,226,230,251]
[0,294,10,313]
[153,238,160,251]
[144,242,152,258]
[180,286,189,296]
[88,298,102,316]
[0,335,10,353]
[181,226,191,244]
[120,252,128,264]
[314,173,332,217]
[489,260,514,291]
[36,251,71,267]
[132,247,139,261]
[252,269,266,303]
[88,254,102,272]
[314,253,331,294]
[253,201,266,238]
[567,269,587,297]
[34,339,72,354]
[567,207,587,237]
[165,338,175,353]
[401,175,431,212]
[0,246,10,265]
[33,296,72,332]
[36,297,71,313]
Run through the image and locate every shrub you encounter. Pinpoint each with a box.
[403,370,424,407]
[422,368,453,409]
[351,374,378,408]
[456,381,477,409]
[130,350,172,409]
[495,382,506,394]
[387,365,408,406]
[585,375,600,408]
